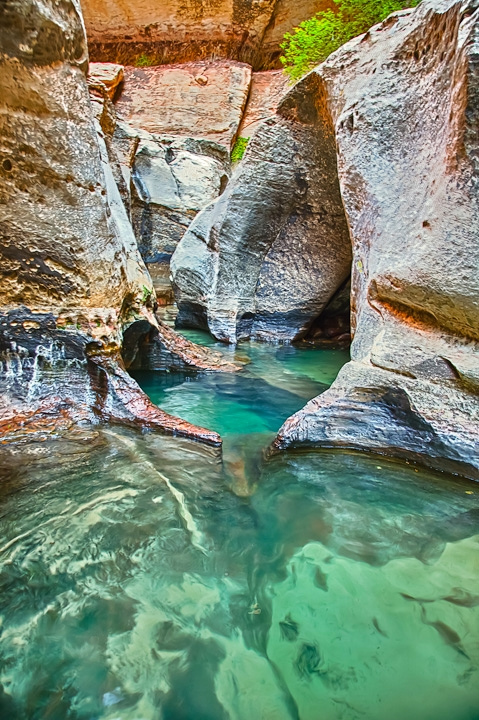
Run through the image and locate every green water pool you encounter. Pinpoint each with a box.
[131,330,349,439]
[0,337,478,720]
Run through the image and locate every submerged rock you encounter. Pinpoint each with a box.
[123,316,242,373]
[171,72,352,343]
[276,0,479,478]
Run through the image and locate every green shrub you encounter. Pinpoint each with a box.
[280,0,420,81]
[231,137,250,164]
[141,285,152,304]
[135,53,156,68]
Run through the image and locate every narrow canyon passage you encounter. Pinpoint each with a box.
[1,0,479,718]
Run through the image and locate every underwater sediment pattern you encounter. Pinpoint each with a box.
[0,427,479,720]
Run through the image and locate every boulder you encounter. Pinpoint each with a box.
[171,72,352,343]
[112,121,230,298]
[276,0,479,478]
[80,0,333,69]
[88,61,124,99]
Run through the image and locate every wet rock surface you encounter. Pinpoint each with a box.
[124,316,242,374]
[277,0,479,478]
[171,72,352,343]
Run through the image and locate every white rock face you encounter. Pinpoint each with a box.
[112,120,230,294]
[277,0,479,479]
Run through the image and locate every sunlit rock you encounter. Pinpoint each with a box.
[79,0,334,69]
[88,61,124,99]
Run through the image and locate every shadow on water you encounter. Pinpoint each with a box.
[1,336,479,719]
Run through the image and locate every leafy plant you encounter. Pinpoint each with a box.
[141,285,152,304]
[280,0,420,81]
[231,137,250,164]
[135,53,156,68]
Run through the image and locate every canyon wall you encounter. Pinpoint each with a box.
[0,0,222,445]
[171,73,352,343]
[109,60,251,296]
[80,0,334,69]
[276,0,479,478]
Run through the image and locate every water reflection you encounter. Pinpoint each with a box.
[0,429,478,720]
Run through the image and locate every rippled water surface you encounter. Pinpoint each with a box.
[1,338,479,720]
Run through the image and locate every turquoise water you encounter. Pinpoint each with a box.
[131,330,349,439]
[1,338,479,720]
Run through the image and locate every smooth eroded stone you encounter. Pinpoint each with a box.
[0,0,223,445]
[112,121,230,294]
[171,72,352,343]
[276,0,479,478]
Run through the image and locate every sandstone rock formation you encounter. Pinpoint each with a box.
[237,70,290,139]
[123,316,242,373]
[112,120,231,297]
[276,0,479,478]
[88,61,124,99]
[115,62,252,149]
[107,60,252,298]
[0,0,224,446]
[171,72,352,343]
[80,0,333,70]
[0,0,150,335]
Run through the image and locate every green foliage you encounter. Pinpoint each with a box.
[135,53,156,68]
[231,137,250,164]
[141,285,152,304]
[280,0,420,80]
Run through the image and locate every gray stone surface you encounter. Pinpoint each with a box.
[112,121,230,296]
[171,72,352,343]
[0,0,223,446]
[276,0,479,478]
[0,0,153,334]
